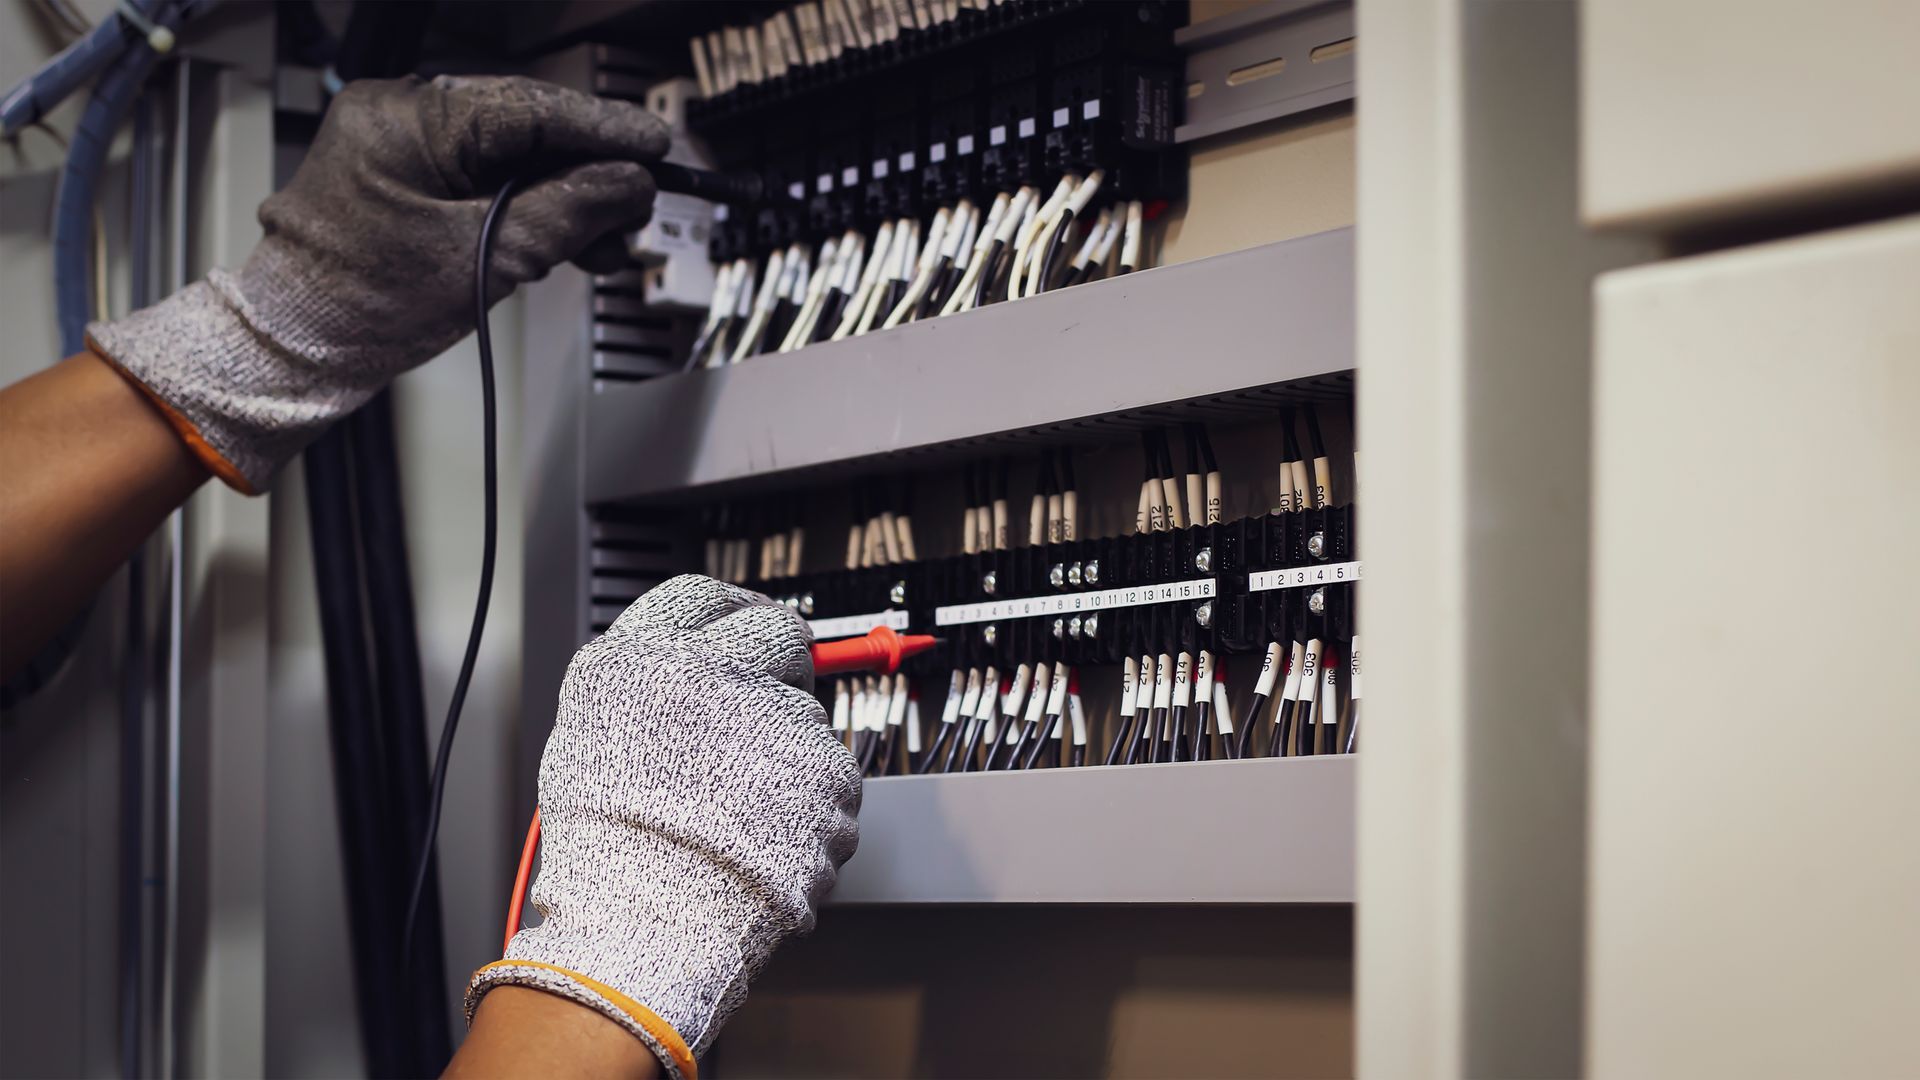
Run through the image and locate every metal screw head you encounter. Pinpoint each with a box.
[1308,587,1326,616]
[1048,563,1066,589]
[1051,617,1065,639]
[1067,615,1083,639]
[1067,561,1083,587]
[982,623,998,647]
[1307,532,1327,559]
[981,570,998,596]
[798,592,816,616]
[1194,546,1214,573]
[1084,559,1100,585]
[1083,613,1099,638]
[1195,600,1214,628]
[888,580,907,605]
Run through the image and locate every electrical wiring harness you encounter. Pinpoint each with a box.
[661,0,1185,370]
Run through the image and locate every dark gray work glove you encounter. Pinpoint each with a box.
[468,575,862,1080]
[87,74,667,493]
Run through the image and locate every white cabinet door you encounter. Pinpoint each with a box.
[1589,215,1920,1078]
[1584,1,1920,230]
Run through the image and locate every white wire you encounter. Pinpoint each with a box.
[780,235,839,352]
[700,259,737,333]
[1120,199,1144,272]
[853,216,914,336]
[940,191,1010,316]
[882,203,957,329]
[949,198,982,272]
[1089,214,1122,276]
[1010,175,1072,299]
[952,185,1033,315]
[832,219,893,340]
[1069,206,1113,275]
[729,246,786,362]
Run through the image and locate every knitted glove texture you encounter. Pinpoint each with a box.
[467,575,862,1079]
[87,74,667,492]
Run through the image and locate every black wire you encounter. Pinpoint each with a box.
[401,176,519,985]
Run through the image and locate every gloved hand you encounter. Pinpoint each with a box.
[87,75,667,493]
[467,575,862,1080]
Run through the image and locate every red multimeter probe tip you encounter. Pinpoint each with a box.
[503,624,941,952]
[809,624,942,677]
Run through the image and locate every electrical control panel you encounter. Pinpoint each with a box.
[521,0,1360,907]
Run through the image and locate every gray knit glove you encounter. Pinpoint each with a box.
[86,74,667,493]
[467,575,862,1079]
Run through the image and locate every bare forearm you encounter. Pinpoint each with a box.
[0,351,207,677]
[447,986,660,1080]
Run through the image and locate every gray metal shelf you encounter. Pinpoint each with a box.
[831,756,1355,904]
[585,226,1355,504]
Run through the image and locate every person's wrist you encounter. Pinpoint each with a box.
[85,240,418,494]
[86,279,280,493]
[467,957,700,1080]
[480,815,760,1054]
[450,985,660,1080]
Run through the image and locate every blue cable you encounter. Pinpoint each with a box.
[0,0,165,139]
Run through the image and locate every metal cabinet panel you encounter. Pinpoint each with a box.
[1589,215,1920,1078]
[1583,0,1920,230]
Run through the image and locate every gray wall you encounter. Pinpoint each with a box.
[0,7,529,1074]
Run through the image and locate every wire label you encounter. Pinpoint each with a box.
[809,609,912,640]
[1248,561,1363,592]
[934,578,1216,626]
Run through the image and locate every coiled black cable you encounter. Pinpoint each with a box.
[400,176,519,986]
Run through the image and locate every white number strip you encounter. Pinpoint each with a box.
[934,578,1216,627]
[1248,561,1363,592]
[808,608,911,640]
